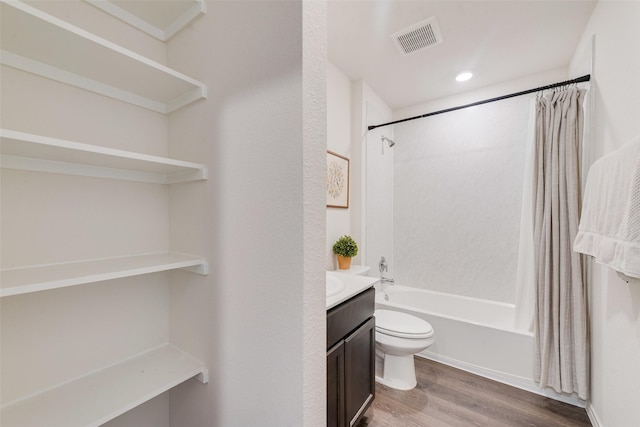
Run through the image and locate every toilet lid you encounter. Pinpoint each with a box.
[375,309,433,339]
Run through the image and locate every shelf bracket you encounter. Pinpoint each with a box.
[166,86,207,113]
[166,167,208,184]
[196,368,209,384]
[181,261,209,276]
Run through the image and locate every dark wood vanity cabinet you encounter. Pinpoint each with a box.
[327,287,375,427]
[327,338,345,427]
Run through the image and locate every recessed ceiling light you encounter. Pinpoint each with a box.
[456,72,473,82]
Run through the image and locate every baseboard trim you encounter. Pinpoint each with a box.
[417,351,585,408]
[586,402,602,427]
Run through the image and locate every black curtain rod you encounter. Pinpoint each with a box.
[367,74,591,131]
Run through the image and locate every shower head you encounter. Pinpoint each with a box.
[381,135,395,147]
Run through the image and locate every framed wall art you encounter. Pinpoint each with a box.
[326,151,350,208]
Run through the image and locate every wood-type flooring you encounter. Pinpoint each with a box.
[356,357,591,427]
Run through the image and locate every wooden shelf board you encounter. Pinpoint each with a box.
[0,344,208,427]
[0,129,207,183]
[0,0,206,113]
[1,252,209,297]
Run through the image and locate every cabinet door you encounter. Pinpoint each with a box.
[344,317,375,427]
[327,341,345,427]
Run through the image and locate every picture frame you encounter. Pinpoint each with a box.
[326,150,350,209]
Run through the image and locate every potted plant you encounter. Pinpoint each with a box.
[333,235,358,270]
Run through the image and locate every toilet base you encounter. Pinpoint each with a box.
[375,352,417,391]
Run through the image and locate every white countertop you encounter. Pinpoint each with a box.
[330,265,370,275]
[326,271,380,310]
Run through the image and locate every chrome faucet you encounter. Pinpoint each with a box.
[378,256,394,289]
[379,256,388,274]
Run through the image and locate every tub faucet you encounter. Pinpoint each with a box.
[379,256,394,290]
[381,277,395,285]
[380,276,395,295]
[379,256,388,274]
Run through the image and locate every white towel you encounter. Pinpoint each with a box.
[573,136,640,278]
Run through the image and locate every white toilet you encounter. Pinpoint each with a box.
[374,309,434,390]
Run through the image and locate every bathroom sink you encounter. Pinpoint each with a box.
[326,275,345,297]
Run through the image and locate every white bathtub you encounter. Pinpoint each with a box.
[374,285,553,399]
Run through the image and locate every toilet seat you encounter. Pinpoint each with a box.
[375,309,433,339]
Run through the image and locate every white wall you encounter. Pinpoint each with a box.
[326,61,352,270]
[326,65,394,275]
[569,2,640,426]
[166,2,326,426]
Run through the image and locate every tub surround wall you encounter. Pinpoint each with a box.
[393,95,533,303]
[363,68,572,303]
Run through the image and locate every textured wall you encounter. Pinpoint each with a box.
[302,3,328,425]
[393,95,532,303]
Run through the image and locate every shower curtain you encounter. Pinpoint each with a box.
[532,87,589,400]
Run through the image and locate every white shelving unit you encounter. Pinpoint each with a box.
[0,344,208,427]
[1,252,209,297]
[0,0,206,113]
[1,129,208,183]
[0,1,209,424]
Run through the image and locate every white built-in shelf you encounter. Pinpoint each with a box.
[0,0,206,113]
[86,0,206,42]
[1,252,209,298]
[0,129,207,183]
[0,344,208,427]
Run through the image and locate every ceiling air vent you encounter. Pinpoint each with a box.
[391,17,443,55]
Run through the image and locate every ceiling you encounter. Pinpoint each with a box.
[328,0,597,110]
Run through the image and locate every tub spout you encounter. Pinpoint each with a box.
[380,276,394,292]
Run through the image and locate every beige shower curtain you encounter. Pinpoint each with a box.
[533,87,589,400]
